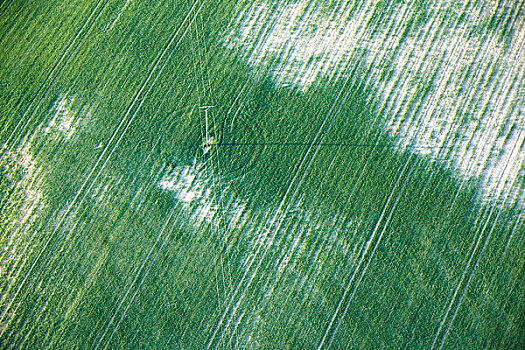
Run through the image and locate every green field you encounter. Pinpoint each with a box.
[1,0,524,349]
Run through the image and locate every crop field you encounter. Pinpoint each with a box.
[0,0,524,349]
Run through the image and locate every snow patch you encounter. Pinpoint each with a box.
[6,142,45,227]
[225,0,525,206]
[0,139,46,313]
[43,95,80,140]
[158,162,248,227]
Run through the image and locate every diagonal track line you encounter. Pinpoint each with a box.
[2,0,111,153]
[0,0,205,340]
[207,24,376,348]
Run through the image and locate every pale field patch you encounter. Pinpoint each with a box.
[225,0,525,207]
[158,162,249,227]
[42,95,81,141]
[0,140,46,325]
[157,159,367,343]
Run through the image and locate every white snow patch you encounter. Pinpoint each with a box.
[224,0,371,88]
[225,0,525,207]
[6,142,45,226]
[1,139,46,311]
[158,161,249,227]
[43,95,80,140]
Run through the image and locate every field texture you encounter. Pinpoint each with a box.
[0,0,524,349]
